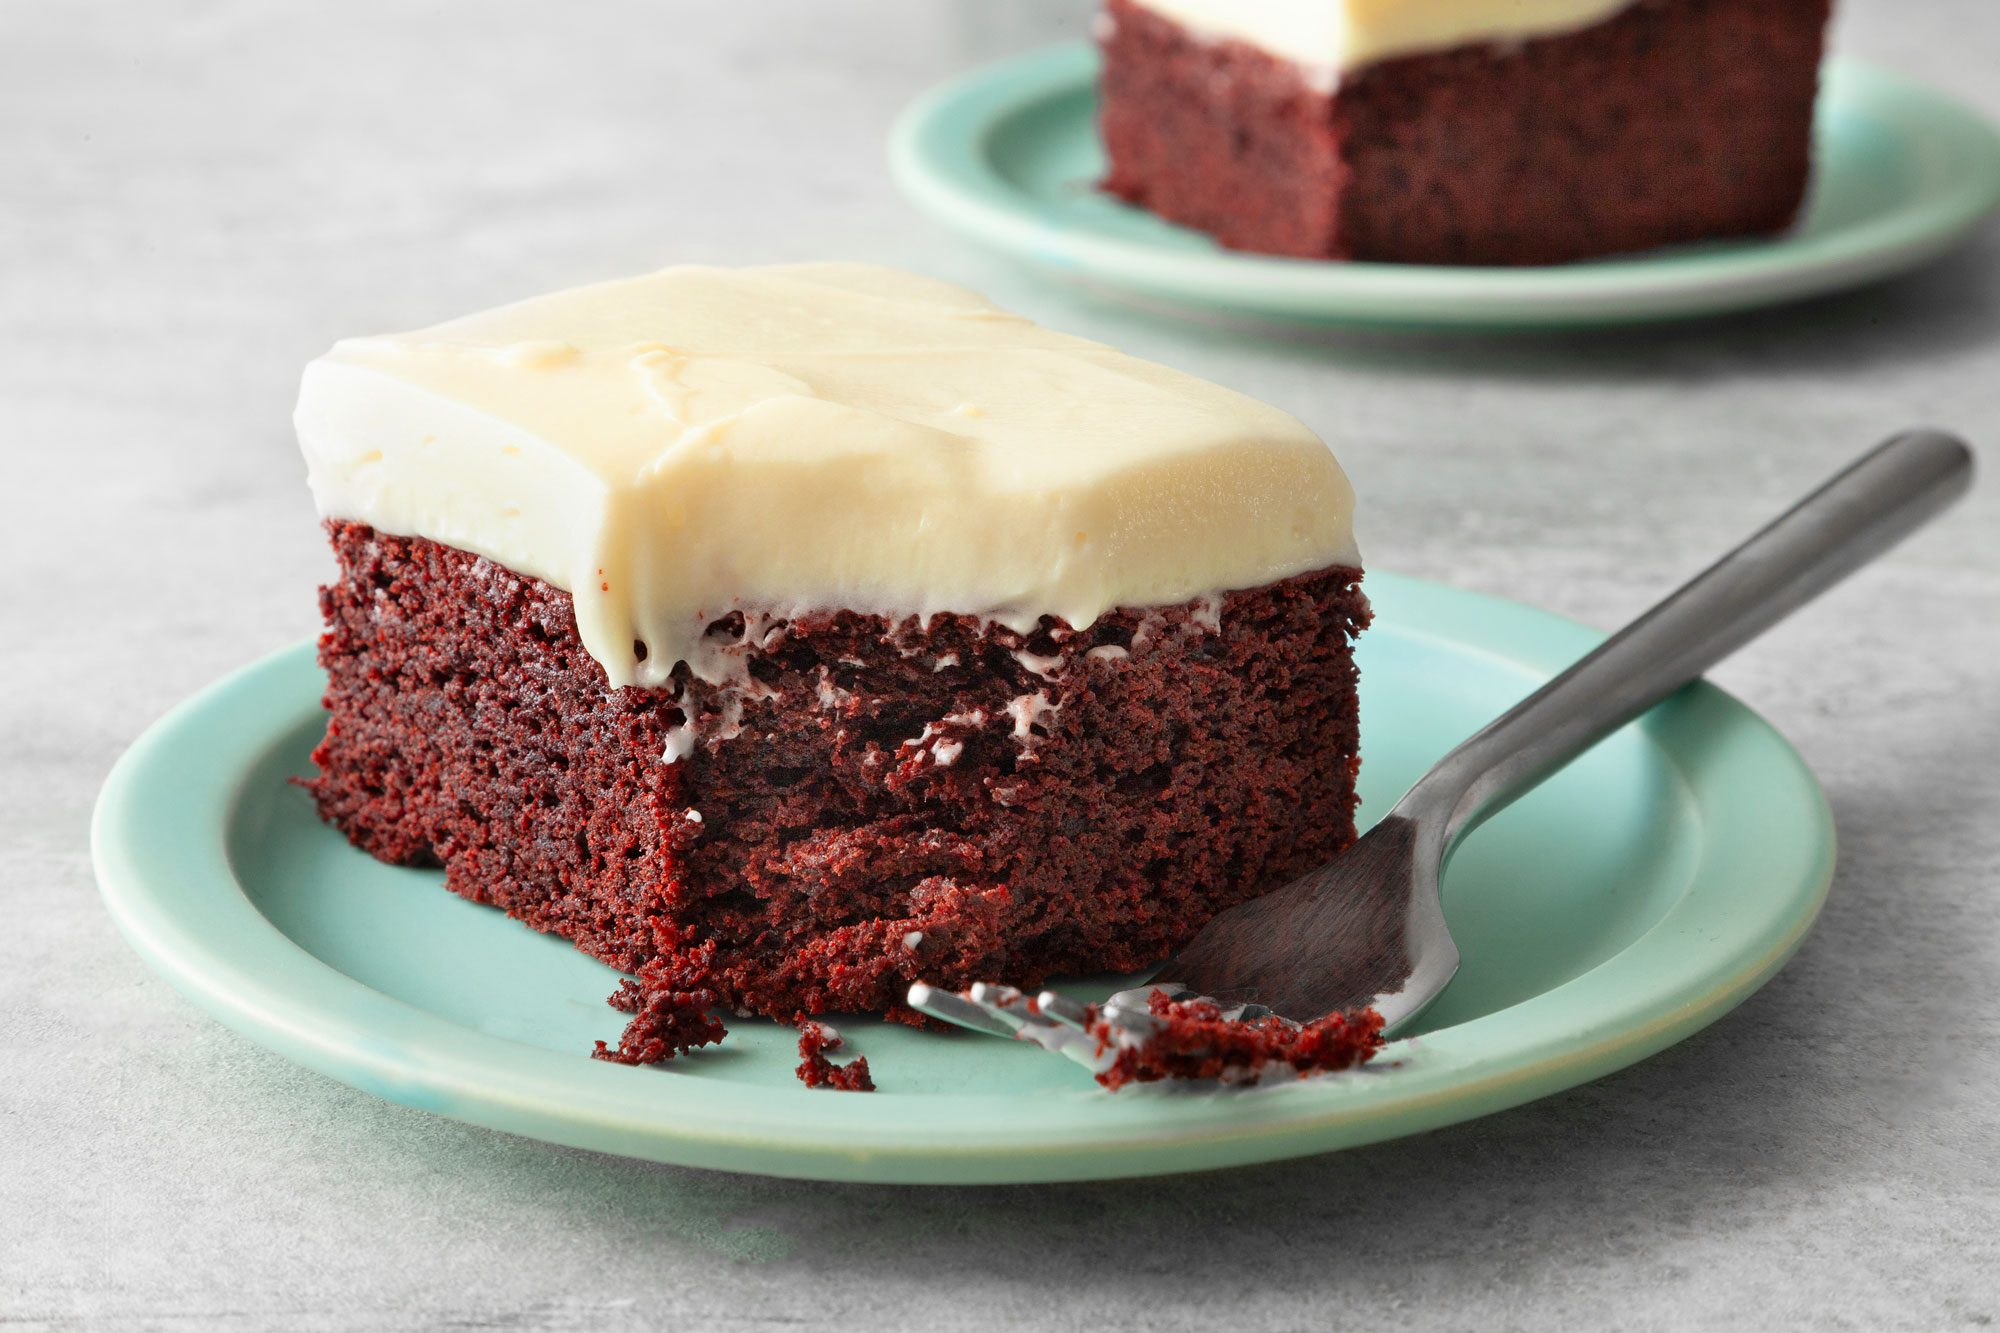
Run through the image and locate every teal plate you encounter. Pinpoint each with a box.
[93,572,1833,1184]
[891,46,2000,329]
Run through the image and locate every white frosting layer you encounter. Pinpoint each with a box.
[1124,0,1634,73]
[296,264,1358,689]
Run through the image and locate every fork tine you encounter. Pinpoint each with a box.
[967,982,1046,1032]
[1034,991,1094,1029]
[967,981,1023,1006]
[1100,985,1165,1021]
[907,982,1016,1038]
[1098,984,1187,1039]
[941,982,1115,1070]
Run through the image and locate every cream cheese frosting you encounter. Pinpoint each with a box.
[1121,0,1635,74]
[296,263,1358,689]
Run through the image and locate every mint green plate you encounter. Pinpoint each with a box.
[891,46,2000,329]
[92,572,1833,1184]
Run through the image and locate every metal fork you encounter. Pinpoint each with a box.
[912,430,1974,1054]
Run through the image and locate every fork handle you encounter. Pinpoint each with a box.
[1399,429,1975,850]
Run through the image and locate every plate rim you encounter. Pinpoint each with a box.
[889,44,2000,329]
[91,571,1835,1184]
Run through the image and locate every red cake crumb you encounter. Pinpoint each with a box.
[795,1024,875,1092]
[1090,990,1385,1091]
[591,979,726,1066]
[591,943,728,1064]
[1098,0,1830,265]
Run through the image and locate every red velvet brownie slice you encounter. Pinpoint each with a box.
[1098,0,1832,265]
[295,263,1367,1064]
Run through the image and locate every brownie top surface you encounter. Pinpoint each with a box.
[296,262,1358,687]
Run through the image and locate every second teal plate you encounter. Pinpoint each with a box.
[892,47,2000,329]
[93,573,1834,1184]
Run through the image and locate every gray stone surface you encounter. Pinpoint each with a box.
[4,2,1997,1329]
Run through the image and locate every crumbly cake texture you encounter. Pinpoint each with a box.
[594,967,726,1066]
[795,1025,875,1092]
[1098,0,1832,265]
[307,521,1369,1065]
[1090,991,1386,1091]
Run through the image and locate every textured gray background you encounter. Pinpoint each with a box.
[4,2,1997,1329]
